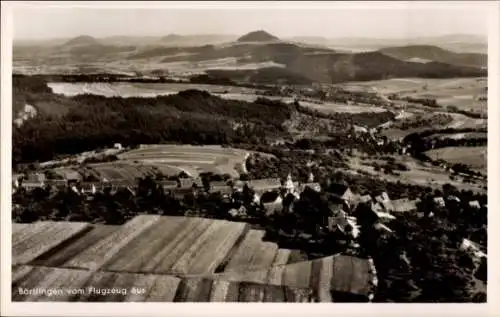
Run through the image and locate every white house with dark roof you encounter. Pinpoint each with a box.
[80,183,97,195]
[460,238,486,269]
[433,197,446,208]
[20,181,45,191]
[469,200,481,209]
[447,195,461,203]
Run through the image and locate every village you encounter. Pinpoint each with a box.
[12,162,487,286]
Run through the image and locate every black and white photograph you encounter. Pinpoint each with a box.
[1,0,498,314]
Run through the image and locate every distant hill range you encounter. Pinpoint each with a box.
[61,35,102,47]
[378,45,487,69]
[289,34,487,54]
[13,31,487,83]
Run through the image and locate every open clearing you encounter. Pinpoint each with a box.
[425,146,487,173]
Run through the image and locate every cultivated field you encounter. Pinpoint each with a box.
[12,265,314,302]
[12,221,91,266]
[426,132,487,141]
[203,254,373,301]
[24,215,297,276]
[425,146,487,173]
[347,154,486,193]
[339,77,487,114]
[47,82,258,98]
[12,215,374,302]
[117,144,252,178]
[48,82,387,114]
[381,112,487,141]
[298,100,387,114]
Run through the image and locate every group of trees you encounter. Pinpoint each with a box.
[396,113,454,130]
[369,190,486,302]
[294,102,395,129]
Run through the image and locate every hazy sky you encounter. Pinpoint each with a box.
[11,1,491,40]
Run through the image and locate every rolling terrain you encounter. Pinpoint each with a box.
[13,31,487,84]
[378,45,487,68]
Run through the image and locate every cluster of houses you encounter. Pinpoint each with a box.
[13,169,485,239]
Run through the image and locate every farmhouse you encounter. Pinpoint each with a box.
[179,178,196,189]
[391,198,418,213]
[209,181,229,190]
[446,195,461,204]
[460,239,486,272]
[20,180,45,191]
[80,183,98,195]
[433,197,446,208]
[469,200,481,209]
[25,172,46,183]
[159,180,178,190]
[172,187,197,200]
[209,185,233,198]
[109,179,135,189]
[246,178,282,191]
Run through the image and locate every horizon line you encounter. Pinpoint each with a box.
[13,32,488,42]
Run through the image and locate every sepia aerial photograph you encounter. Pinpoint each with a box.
[3,1,495,308]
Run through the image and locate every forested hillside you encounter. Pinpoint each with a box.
[12,75,294,164]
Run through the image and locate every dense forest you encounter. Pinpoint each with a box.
[12,75,295,165]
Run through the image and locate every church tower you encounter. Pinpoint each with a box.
[285,173,295,193]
